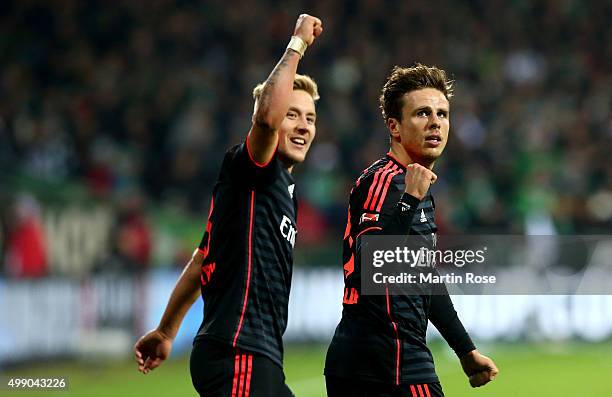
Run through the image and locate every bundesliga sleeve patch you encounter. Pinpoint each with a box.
[360,212,380,224]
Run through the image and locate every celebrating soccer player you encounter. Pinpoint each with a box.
[325,65,499,396]
[133,14,323,396]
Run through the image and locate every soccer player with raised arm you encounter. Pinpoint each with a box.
[133,14,323,396]
[325,65,499,397]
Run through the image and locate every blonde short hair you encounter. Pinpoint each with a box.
[252,74,320,102]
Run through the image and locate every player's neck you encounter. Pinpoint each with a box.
[282,159,294,173]
[389,144,435,170]
[277,152,296,173]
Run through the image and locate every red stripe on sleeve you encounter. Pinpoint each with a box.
[198,196,215,258]
[410,384,418,397]
[363,166,383,210]
[343,210,352,239]
[364,162,392,209]
[424,384,432,397]
[369,162,396,211]
[369,165,399,211]
[375,168,403,212]
[417,384,425,397]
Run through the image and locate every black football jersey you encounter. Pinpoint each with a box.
[325,153,474,385]
[195,142,298,368]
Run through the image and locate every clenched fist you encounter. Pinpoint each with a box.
[293,14,323,46]
[460,350,499,387]
[404,163,437,200]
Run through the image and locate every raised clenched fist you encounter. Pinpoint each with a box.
[293,14,323,46]
[404,163,437,200]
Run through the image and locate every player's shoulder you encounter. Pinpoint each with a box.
[354,157,388,187]
[348,156,404,215]
[222,142,275,169]
[226,143,244,158]
[217,143,242,172]
[352,155,404,195]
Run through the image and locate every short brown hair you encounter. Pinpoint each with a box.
[379,64,453,122]
[252,74,320,102]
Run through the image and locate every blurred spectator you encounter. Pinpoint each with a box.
[116,192,152,270]
[1,0,611,274]
[95,190,152,273]
[3,193,48,278]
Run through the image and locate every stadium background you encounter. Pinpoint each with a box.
[1,0,611,395]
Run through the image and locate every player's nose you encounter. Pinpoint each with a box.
[427,115,441,130]
[296,117,310,134]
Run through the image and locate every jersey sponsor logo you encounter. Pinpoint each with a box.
[420,209,427,223]
[360,212,380,224]
[287,184,295,198]
[279,214,297,248]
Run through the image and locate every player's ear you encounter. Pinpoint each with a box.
[387,118,401,139]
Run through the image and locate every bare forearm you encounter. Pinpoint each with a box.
[253,49,301,131]
[157,251,203,339]
[248,14,322,164]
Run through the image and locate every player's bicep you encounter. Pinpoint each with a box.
[352,191,403,239]
[354,213,383,238]
[350,184,389,239]
[246,122,279,167]
[351,201,383,240]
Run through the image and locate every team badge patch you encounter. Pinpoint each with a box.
[360,212,380,224]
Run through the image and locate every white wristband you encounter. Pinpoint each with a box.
[286,36,308,58]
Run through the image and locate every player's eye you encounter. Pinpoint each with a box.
[437,111,448,118]
[417,110,429,117]
[286,112,297,119]
[307,117,316,124]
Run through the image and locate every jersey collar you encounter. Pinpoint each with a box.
[386,151,407,170]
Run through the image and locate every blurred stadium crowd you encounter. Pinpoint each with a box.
[1,0,611,276]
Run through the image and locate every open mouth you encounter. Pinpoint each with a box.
[290,137,306,146]
[424,135,443,147]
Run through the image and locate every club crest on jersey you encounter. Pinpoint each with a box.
[287,184,295,198]
[420,209,427,223]
[360,212,379,224]
[280,214,296,248]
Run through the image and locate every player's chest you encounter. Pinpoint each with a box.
[254,179,298,248]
